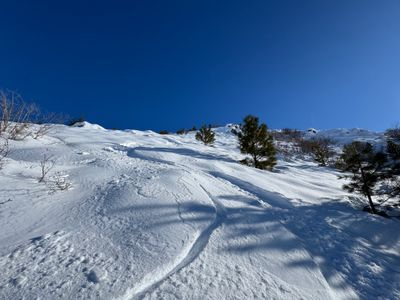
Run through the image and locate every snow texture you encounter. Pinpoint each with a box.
[0,124,399,299]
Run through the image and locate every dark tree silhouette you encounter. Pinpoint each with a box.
[238,115,276,170]
[195,124,215,145]
[338,141,390,214]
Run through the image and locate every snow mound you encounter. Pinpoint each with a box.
[212,123,240,135]
[71,121,106,130]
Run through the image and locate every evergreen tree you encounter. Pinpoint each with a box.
[238,115,276,170]
[386,140,400,199]
[385,126,400,142]
[338,141,389,214]
[387,140,400,161]
[195,124,215,145]
[176,128,186,135]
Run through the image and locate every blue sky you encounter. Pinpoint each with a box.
[0,1,399,131]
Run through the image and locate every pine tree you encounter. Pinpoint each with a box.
[338,141,389,214]
[195,124,215,145]
[387,140,400,161]
[176,128,186,135]
[386,140,400,199]
[385,126,400,142]
[238,115,276,170]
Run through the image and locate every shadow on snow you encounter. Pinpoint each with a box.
[110,145,400,299]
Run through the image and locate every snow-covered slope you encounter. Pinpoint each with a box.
[0,124,399,300]
[304,128,385,146]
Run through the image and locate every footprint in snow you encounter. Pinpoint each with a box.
[86,270,100,284]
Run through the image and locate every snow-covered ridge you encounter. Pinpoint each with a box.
[67,121,386,143]
[0,122,398,299]
[304,128,385,146]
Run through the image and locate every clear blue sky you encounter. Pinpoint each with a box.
[0,1,399,131]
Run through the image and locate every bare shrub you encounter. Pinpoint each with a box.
[298,138,334,166]
[0,90,65,140]
[47,172,72,193]
[31,111,66,139]
[272,128,303,142]
[32,123,52,139]
[272,129,304,161]
[54,173,72,190]
[275,141,301,161]
[0,90,37,140]
[38,153,55,183]
[0,90,14,133]
[0,137,9,169]
[282,128,302,139]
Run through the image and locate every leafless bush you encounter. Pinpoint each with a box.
[0,137,9,169]
[275,141,302,161]
[0,90,13,133]
[31,111,67,139]
[298,138,314,153]
[0,90,38,140]
[298,138,334,166]
[38,153,55,183]
[32,123,52,139]
[282,128,302,138]
[47,172,72,193]
[273,129,305,161]
[0,90,65,140]
[272,128,303,142]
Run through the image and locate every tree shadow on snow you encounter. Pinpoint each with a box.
[209,172,400,300]
[114,170,400,299]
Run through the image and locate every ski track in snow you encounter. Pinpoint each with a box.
[116,154,339,299]
[120,183,227,300]
[126,147,398,299]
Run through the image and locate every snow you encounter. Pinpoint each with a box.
[305,128,386,146]
[71,121,106,130]
[0,123,399,299]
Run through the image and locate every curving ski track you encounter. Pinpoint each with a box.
[119,184,227,300]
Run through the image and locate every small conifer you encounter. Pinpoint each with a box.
[195,124,215,145]
[338,141,389,214]
[238,115,276,170]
